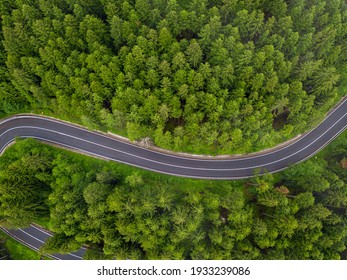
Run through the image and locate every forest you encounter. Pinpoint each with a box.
[0,132,346,260]
[0,0,346,260]
[0,0,346,154]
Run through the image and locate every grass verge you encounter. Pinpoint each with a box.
[0,230,46,260]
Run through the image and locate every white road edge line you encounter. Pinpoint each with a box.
[1,110,345,172]
[1,97,345,162]
[0,121,346,180]
[19,229,83,259]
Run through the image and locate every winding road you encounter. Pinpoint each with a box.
[0,97,346,259]
[0,225,86,260]
[1,98,346,179]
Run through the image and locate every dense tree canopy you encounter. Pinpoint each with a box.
[1,0,346,153]
[0,135,346,259]
[0,0,346,261]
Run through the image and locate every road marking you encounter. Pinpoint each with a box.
[39,122,347,178]
[1,97,346,162]
[0,227,80,260]
[0,98,345,259]
[30,224,87,251]
[19,228,45,244]
[18,229,83,259]
[30,224,53,236]
[263,125,347,175]
[0,110,345,174]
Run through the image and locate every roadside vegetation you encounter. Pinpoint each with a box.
[0,134,346,260]
[0,230,43,260]
[0,0,346,260]
[0,0,346,154]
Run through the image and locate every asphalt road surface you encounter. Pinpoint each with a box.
[0,97,346,259]
[0,225,86,260]
[1,98,346,179]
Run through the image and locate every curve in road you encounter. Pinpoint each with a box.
[0,225,86,260]
[0,98,346,179]
[0,97,346,259]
